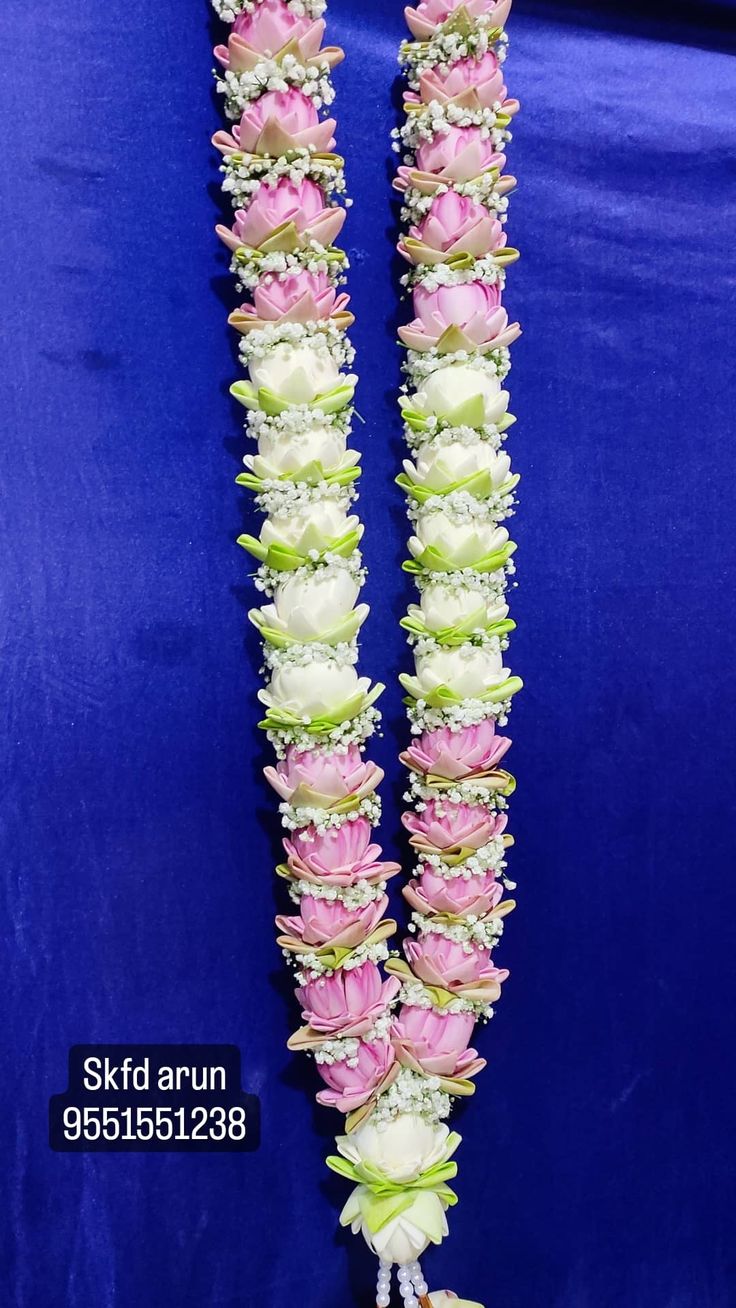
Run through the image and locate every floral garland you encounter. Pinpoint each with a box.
[331,0,523,1303]
[210,2,519,1305]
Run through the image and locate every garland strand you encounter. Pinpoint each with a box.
[331,1,523,1302]
[210,0,403,1243]
[210,2,521,1303]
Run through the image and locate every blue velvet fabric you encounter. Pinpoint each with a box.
[3,1,736,1304]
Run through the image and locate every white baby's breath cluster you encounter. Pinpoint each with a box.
[406,490,515,529]
[370,1067,451,1126]
[400,101,510,156]
[404,344,510,385]
[231,241,346,291]
[403,417,506,453]
[400,18,508,87]
[412,836,507,882]
[253,552,366,599]
[409,912,505,952]
[216,58,335,119]
[294,937,391,984]
[263,636,359,673]
[402,252,506,293]
[239,320,353,369]
[287,878,386,909]
[266,703,383,759]
[279,795,382,834]
[221,152,347,208]
[253,478,357,521]
[213,0,326,21]
[406,699,513,737]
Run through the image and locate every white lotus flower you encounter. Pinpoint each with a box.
[345,1192,449,1271]
[261,501,358,553]
[405,443,511,492]
[254,571,368,642]
[249,342,354,404]
[409,365,509,424]
[338,1114,454,1185]
[408,512,509,569]
[259,661,372,719]
[412,646,510,699]
[245,422,352,478]
[410,582,509,633]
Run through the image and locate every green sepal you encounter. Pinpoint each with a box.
[399,674,523,710]
[327,1152,460,1235]
[257,682,385,735]
[231,379,356,418]
[397,471,520,504]
[236,463,361,492]
[234,232,347,261]
[402,540,516,576]
[400,612,516,645]
[399,392,488,430]
[237,528,361,571]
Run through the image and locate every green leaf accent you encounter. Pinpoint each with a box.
[327,1151,461,1234]
[403,540,516,576]
[237,528,361,572]
[396,471,520,504]
[236,464,360,493]
[257,682,385,735]
[399,612,516,645]
[399,675,524,709]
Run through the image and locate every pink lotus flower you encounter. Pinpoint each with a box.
[422,190,503,252]
[404,0,512,41]
[393,1004,484,1079]
[416,126,502,182]
[283,818,400,886]
[403,800,507,857]
[212,88,336,158]
[264,745,383,810]
[276,893,389,949]
[414,51,508,110]
[399,283,519,352]
[316,1038,396,1112]
[234,0,312,47]
[405,934,508,1001]
[400,718,512,781]
[229,270,352,334]
[214,1,344,76]
[296,962,400,1037]
[216,178,345,253]
[404,866,503,917]
[399,193,506,270]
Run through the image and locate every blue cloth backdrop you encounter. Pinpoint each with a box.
[2,1,736,1305]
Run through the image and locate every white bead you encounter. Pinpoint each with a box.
[400,1285,414,1299]
[410,1262,421,1275]
[377,1296,390,1307]
[414,1282,428,1296]
[398,1267,411,1282]
[380,1260,392,1270]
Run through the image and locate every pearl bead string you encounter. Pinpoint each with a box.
[376,1259,431,1307]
